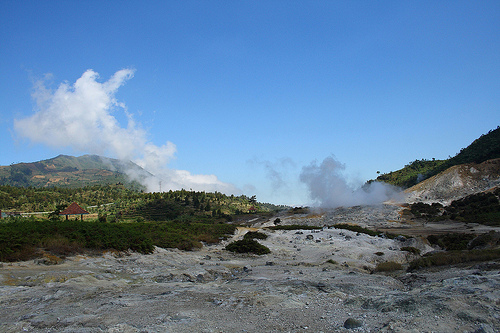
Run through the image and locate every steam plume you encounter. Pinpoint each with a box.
[300,156,403,208]
[14,69,239,194]
[248,157,296,191]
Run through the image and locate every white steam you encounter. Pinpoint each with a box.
[14,69,239,194]
[300,156,403,208]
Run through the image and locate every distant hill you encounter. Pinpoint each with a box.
[0,154,151,190]
[377,126,500,189]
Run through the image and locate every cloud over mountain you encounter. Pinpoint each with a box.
[14,69,239,194]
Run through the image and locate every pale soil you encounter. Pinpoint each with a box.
[1,205,499,333]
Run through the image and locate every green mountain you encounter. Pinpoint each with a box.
[376,126,500,188]
[0,154,150,190]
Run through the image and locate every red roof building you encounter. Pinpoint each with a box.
[59,202,89,220]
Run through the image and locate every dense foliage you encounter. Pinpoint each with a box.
[408,188,500,226]
[224,239,271,255]
[376,158,445,188]
[408,249,500,271]
[243,231,268,240]
[0,185,284,218]
[0,185,286,262]
[444,190,500,226]
[0,184,142,213]
[427,233,476,251]
[0,217,237,262]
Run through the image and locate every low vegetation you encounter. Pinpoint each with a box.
[375,261,403,272]
[407,231,500,271]
[333,223,401,239]
[267,225,322,231]
[400,246,421,255]
[243,231,268,240]
[333,223,381,237]
[407,188,500,226]
[224,239,270,255]
[0,216,237,262]
[408,249,500,271]
[427,233,476,251]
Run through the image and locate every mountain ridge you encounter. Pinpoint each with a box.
[0,154,150,190]
[376,126,500,189]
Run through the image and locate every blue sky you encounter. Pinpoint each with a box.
[1,1,499,206]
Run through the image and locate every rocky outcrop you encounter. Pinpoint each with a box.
[405,158,500,204]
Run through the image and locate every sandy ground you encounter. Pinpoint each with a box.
[1,205,499,332]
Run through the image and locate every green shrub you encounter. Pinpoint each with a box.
[243,231,268,240]
[225,239,270,255]
[375,261,403,272]
[468,231,500,249]
[427,233,475,251]
[401,247,421,255]
[334,223,380,237]
[268,225,322,231]
[374,252,385,256]
[326,259,338,265]
[408,249,500,271]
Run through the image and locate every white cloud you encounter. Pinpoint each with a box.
[14,69,239,194]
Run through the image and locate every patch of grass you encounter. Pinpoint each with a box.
[375,261,403,272]
[408,249,500,271]
[243,231,268,240]
[374,252,385,256]
[267,225,322,231]
[400,247,421,255]
[225,239,270,255]
[325,259,338,265]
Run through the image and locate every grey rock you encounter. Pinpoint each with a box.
[343,318,362,329]
[394,235,407,242]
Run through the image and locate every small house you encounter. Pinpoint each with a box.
[59,202,89,221]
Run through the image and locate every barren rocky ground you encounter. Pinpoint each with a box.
[405,159,500,205]
[1,204,499,332]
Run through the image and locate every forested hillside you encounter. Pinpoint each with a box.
[376,158,445,188]
[0,185,286,261]
[0,184,285,219]
[376,126,500,188]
